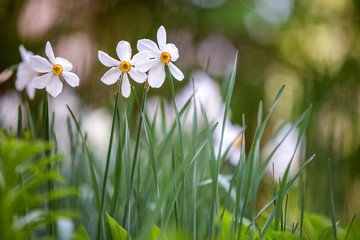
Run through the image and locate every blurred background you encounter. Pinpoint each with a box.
[1,0,359,226]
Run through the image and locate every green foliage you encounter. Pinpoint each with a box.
[0,131,78,239]
[73,224,91,240]
[2,51,359,240]
[106,212,132,240]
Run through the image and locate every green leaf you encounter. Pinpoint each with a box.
[73,224,91,240]
[272,231,301,240]
[148,224,168,240]
[328,159,337,239]
[106,212,131,240]
[17,104,22,138]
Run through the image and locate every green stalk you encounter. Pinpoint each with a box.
[191,79,198,240]
[300,181,305,239]
[130,86,147,189]
[42,93,55,236]
[124,118,132,240]
[345,215,356,240]
[166,65,186,232]
[110,106,123,217]
[121,86,147,230]
[98,80,120,239]
[67,105,104,239]
[131,87,159,198]
[25,100,37,140]
[17,105,22,138]
[328,159,337,239]
[284,194,288,232]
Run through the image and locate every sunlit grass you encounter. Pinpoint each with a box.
[0,53,359,240]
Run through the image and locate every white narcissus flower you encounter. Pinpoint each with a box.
[16,45,38,99]
[30,41,80,98]
[137,25,184,88]
[262,123,304,180]
[98,40,149,98]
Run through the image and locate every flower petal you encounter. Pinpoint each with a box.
[128,68,147,84]
[157,26,167,52]
[168,62,184,81]
[19,45,34,62]
[130,50,150,65]
[46,75,63,97]
[56,57,73,71]
[32,72,53,89]
[135,59,158,72]
[116,40,132,62]
[131,50,157,72]
[26,85,36,100]
[30,55,53,72]
[166,43,179,62]
[137,39,161,56]
[45,41,57,65]
[16,62,37,91]
[101,67,121,85]
[98,51,120,67]
[148,63,165,88]
[62,71,80,87]
[121,73,131,98]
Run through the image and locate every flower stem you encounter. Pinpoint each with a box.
[166,65,186,231]
[42,93,55,236]
[98,80,120,239]
[130,86,147,189]
[121,85,147,231]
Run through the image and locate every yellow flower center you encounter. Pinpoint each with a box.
[52,64,63,75]
[120,61,131,72]
[160,52,171,64]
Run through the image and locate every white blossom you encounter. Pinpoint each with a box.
[30,41,80,97]
[98,40,149,98]
[16,45,37,99]
[137,26,184,88]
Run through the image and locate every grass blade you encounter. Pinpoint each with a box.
[17,104,22,138]
[300,181,305,239]
[100,91,119,216]
[130,86,147,190]
[25,100,37,140]
[166,65,186,231]
[191,79,198,240]
[328,159,337,239]
[110,109,123,217]
[67,105,104,239]
[345,215,356,240]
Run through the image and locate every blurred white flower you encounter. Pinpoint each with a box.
[49,89,80,155]
[255,0,293,25]
[219,119,243,166]
[0,91,24,131]
[146,95,174,133]
[192,0,227,9]
[262,123,304,180]
[137,25,184,88]
[55,32,98,82]
[30,41,80,98]
[82,108,112,160]
[196,36,236,77]
[16,45,37,99]
[98,41,149,98]
[176,71,223,124]
[17,0,61,40]
[57,218,74,240]
[176,71,242,165]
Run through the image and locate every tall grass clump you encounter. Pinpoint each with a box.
[1,25,359,240]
